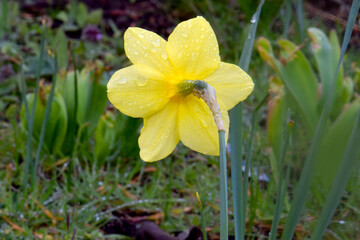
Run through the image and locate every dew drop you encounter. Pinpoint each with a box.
[138,33,145,38]
[134,51,139,55]
[118,76,127,84]
[135,77,148,87]
[250,18,256,23]
[144,52,149,57]
[161,52,168,60]
[200,27,205,31]
[195,46,200,51]
[137,40,140,43]
[152,39,161,47]
[182,33,188,38]
[201,119,208,128]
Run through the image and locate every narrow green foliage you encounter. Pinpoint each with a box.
[283,0,292,38]
[230,1,265,239]
[219,130,228,240]
[269,119,293,240]
[196,192,208,240]
[281,1,360,238]
[22,21,46,189]
[0,0,8,39]
[296,0,305,41]
[32,55,58,189]
[238,0,265,71]
[67,43,79,191]
[311,110,360,239]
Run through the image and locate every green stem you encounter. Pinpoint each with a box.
[219,130,228,240]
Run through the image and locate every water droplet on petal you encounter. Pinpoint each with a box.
[201,119,208,128]
[152,39,161,47]
[135,77,148,87]
[182,33,188,38]
[138,33,145,38]
[118,76,127,84]
[134,51,139,55]
[137,40,140,43]
[200,27,205,31]
[144,52,149,57]
[195,46,200,51]
[161,52,168,60]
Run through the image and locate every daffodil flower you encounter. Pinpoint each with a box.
[107,16,254,162]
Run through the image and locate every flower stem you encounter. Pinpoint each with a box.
[190,80,228,239]
[219,130,228,240]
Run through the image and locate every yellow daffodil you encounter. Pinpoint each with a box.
[107,16,254,162]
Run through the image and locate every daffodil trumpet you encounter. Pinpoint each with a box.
[178,80,225,131]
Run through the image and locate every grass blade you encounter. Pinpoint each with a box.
[283,0,292,38]
[230,1,265,239]
[269,119,293,240]
[22,19,46,189]
[32,54,58,189]
[238,0,265,71]
[281,1,360,239]
[0,0,8,39]
[196,192,208,240]
[67,42,79,191]
[311,110,360,239]
[296,0,305,41]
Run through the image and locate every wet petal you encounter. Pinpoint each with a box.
[124,27,175,79]
[139,100,180,162]
[204,62,254,110]
[107,65,169,118]
[178,95,229,156]
[167,16,220,81]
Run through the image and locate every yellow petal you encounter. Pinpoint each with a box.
[139,100,180,162]
[178,95,229,156]
[167,16,220,80]
[124,27,175,79]
[204,62,254,110]
[107,65,169,118]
